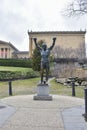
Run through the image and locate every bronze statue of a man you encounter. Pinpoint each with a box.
[33,37,56,84]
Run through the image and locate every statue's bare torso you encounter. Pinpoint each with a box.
[41,49,50,64]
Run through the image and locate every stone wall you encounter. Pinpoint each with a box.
[28,31,86,58]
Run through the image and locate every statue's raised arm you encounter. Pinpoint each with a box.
[49,37,56,50]
[33,38,42,51]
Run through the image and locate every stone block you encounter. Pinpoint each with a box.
[33,83,52,100]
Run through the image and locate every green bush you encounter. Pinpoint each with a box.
[0,70,39,81]
[32,40,43,71]
[0,59,32,68]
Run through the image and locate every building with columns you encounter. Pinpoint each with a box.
[0,40,19,58]
[0,40,29,59]
[28,31,86,58]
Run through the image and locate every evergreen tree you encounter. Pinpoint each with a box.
[32,40,43,71]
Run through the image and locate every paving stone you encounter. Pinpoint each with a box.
[62,105,87,130]
[0,103,15,128]
[0,95,86,130]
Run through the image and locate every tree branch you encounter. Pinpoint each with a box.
[62,0,87,17]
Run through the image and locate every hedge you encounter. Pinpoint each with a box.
[0,70,39,81]
[0,59,32,68]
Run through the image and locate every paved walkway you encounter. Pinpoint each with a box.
[0,95,87,130]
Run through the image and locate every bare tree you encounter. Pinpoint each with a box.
[52,42,86,59]
[52,62,77,78]
[51,44,86,78]
[52,45,63,58]
[75,42,86,59]
[64,0,87,17]
[52,46,77,58]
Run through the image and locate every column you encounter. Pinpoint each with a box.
[3,48,5,58]
[29,38,33,58]
[7,48,9,58]
[8,48,11,58]
[1,48,4,58]
[5,48,8,58]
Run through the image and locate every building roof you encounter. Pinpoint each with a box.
[13,51,29,54]
[0,40,19,51]
[28,30,86,35]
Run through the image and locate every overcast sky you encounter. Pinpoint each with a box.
[0,0,87,51]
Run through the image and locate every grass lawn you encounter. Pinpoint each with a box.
[0,78,40,98]
[0,66,32,72]
[0,66,39,98]
[0,66,85,99]
[0,77,85,99]
[50,79,85,98]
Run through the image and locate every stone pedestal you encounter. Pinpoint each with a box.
[33,83,52,100]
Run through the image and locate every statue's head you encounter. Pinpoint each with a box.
[42,43,47,50]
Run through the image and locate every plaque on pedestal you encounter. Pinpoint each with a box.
[33,83,52,100]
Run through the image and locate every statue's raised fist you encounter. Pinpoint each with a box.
[53,37,56,41]
[33,38,37,42]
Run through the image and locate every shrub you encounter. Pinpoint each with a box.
[0,59,32,68]
[0,70,39,81]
